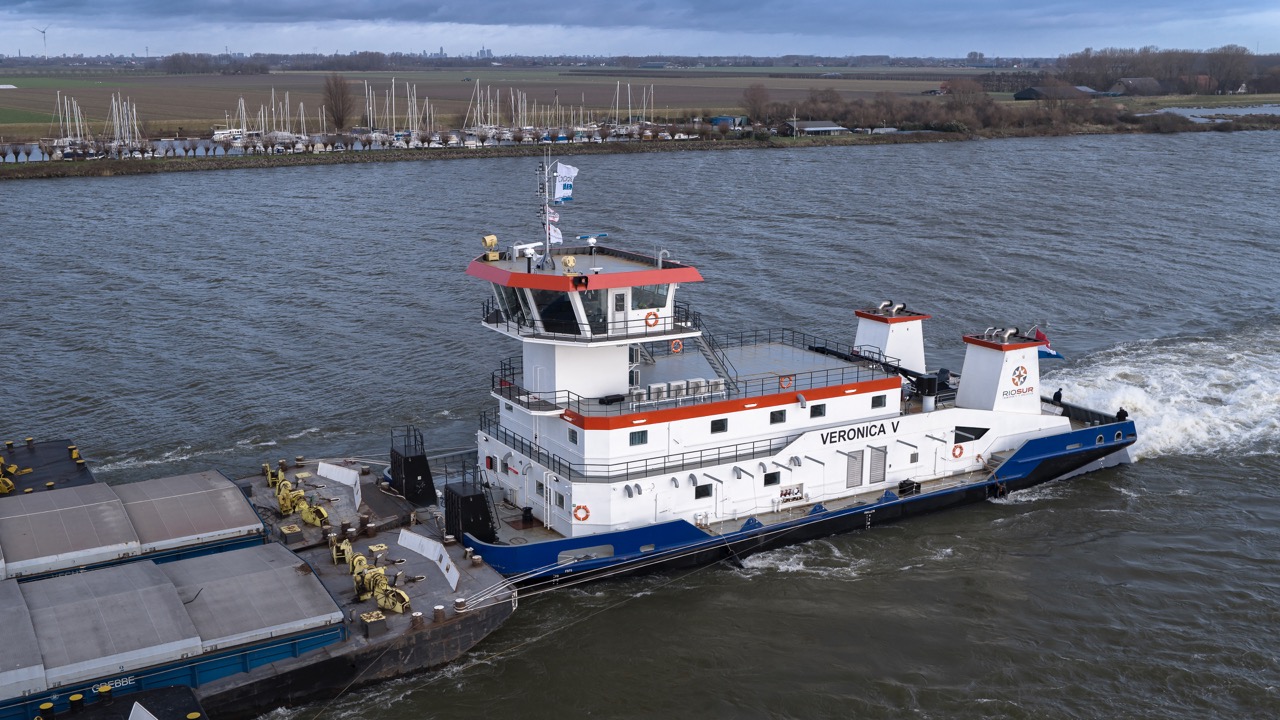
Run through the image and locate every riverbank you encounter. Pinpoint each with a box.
[2,116,1276,181]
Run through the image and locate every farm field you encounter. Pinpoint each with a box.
[0,66,981,140]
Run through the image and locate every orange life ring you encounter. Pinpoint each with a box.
[671,339,683,353]
[779,375,794,390]
[644,311,659,328]
[572,504,590,522]
[952,444,964,459]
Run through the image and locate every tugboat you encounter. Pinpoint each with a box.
[435,158,1138,587]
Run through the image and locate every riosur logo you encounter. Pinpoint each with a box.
[1011,365,1028,386]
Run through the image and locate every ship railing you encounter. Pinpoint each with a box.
[492,335,898,417]
[481,297,697,342]
[479,411,803,483]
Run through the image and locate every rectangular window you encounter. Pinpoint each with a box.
[710,418,728,433]
[764,471,781,486]
[810,403,826,418]
[630,430,648,446]
[872,395,887,409]
[536,481,545,497]
[530,289,581,335]
[554,492,566,509]
[630,284,670,310]
[694,484,713,499]
[614,293,626,312]
[770,409,786,424]
[869,446,887,484]
[568,428,579,445]
[504,403,513,412]
[910,452,919,464]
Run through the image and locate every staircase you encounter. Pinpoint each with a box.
[695,334,740,394]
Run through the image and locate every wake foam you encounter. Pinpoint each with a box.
[1046,331,1280,459]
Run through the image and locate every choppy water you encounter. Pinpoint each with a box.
[5,132,1280,718]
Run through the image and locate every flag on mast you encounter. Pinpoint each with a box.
[1033,326,1065,360]
[547,224,563,244]
[546,208,559,223]
[553,163,578,204]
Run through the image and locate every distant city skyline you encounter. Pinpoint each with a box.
[1,1,1276,60]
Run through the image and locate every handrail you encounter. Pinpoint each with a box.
[478,411,804,482]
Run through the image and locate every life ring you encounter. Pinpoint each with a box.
[779,375,794,390]
[671,339,683,353]
[572,504,590,522]
[951,444,964,459]
[644,311,659,328]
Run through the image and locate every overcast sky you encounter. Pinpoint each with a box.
[2,1,1276,59]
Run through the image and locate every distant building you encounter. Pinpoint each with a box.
[782,120,851,136]
[1013,86,1090,101]
[709,115,749,129]
[638,61,671,69]
[1109,77,1164,96]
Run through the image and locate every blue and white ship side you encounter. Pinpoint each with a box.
[444,161,1136,586]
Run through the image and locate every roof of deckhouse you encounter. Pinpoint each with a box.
[468,244,703,291]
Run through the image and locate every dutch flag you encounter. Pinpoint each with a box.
[1034,327,1065,360]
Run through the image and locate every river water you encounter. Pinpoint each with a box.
[5,132,1280,718]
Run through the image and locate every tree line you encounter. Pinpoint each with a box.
[1058,45,1278,94]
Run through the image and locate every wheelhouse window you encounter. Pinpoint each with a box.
[711,418,728,433]
[579,289,609,335]
[630,284,670,310]
[493,284,530,325]
[530,289,581,335]
[630,430,649,446]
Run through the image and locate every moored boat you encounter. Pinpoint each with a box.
[431,159,1138,589]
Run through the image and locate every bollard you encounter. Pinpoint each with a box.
[454,598,467,611]
[433,605,446,623]
[471,554,484,567]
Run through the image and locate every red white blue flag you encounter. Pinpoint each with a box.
[1034,326,1065,360]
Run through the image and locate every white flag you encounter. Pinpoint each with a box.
[547,224,563,244]
[553,163,579,202]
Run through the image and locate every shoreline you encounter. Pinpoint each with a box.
[0,122,1272,181]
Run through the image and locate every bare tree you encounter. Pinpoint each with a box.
[1205,45,1253,93]
[741,83,770,123]
[323,73,356,131]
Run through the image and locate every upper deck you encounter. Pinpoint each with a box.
[490,329,902,420]
[467,243,703,292]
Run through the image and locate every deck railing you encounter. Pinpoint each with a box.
[478,410,804,482]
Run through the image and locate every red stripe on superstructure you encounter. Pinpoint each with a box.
[467,259,703,290]
[962,335,1046,351]
[854,310,932,324]
[563,376,902,430]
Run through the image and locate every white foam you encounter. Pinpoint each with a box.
[1046,332,1280,460]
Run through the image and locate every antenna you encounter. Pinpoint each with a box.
[33,25,49,59]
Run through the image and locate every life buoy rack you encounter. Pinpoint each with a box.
[645,311,659,328]
[779,375,794,390]
[952,444,964,459]
[572,504,590,522]
[671,339,683,353]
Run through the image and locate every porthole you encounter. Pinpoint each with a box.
[1114,431,1123,442]
[1096,434,1105,445]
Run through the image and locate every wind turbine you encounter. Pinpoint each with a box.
[33,25,49,59]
